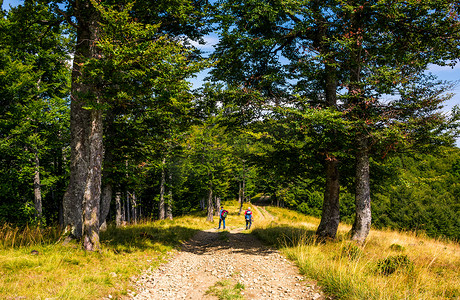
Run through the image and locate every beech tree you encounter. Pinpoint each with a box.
[35,0,210,250]
[212,0,460,242]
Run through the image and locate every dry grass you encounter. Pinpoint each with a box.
[254,206,460,300]
[1,204,458,299]
[0,212,213,299]
[0,223,62,248]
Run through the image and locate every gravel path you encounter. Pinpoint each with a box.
[129,208,328,300]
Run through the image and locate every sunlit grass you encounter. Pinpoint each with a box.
[254,207,460,300]
[0,223,62,248]
[1,204,458,299]
[0,211,214,299]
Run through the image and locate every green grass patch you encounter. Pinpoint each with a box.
[206,279,245,300]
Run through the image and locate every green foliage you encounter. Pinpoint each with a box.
[0,1,71,224]
[375,255,414,275]
[371,148,460,241]
[340,243,363,261]
[296,191,323,218]
[0,0,459,247]
[389,244,405,252]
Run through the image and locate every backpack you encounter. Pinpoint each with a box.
[245,211,252,220]
[221,210,228,218]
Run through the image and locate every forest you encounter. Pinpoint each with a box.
[1,0,460,250]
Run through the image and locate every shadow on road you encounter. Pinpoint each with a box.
[180,229,276,256]
[180,225,318,256]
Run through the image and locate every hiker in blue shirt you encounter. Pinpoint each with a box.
[218,205,228,229]
[244,207,253,230]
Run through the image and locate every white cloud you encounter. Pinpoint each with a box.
[189,35,219,51]
[427,62,460,73]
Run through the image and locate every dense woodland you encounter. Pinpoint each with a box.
[1,0,460,249]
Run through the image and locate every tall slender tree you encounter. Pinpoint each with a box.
[212,0,460,242]
[40,0,210,249]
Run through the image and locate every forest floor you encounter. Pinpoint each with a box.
[128,206,330,300]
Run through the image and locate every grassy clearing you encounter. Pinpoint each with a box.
[0,212,213,300]
[253,206,460,300]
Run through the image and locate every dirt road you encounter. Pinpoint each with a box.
[130,208,327,299]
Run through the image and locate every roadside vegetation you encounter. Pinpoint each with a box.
[254,206,460,300]
[0,213,210,299]
[1,201,458,299]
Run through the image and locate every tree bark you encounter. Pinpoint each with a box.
[214,196,221,216]
[166,171,173,220]
[238,181,243,215]
[316,158,340,238]
[159,157,166,220]
[200,197,205,210]
[100,182,112,230]
[62,0,102,245]
[33,151,43,221]
[82,109,103,251]
[351,133,372,243]
[312,2,341,239]
[242,167,246,205]
[131,192,138,224]
[125,191,131,223]
[115,191,122,227]
[206,185,213,222]
[100,109,115,228]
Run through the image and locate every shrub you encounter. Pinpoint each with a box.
[376,255,414,275]
[340,243,363,260]
[389,243,405,252]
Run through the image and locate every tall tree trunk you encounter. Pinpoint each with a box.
[159,158,166,220]
[215,196,221,216]
[33,151,43,221]
[63,0,102,245]
[238,181,243,215]
[206,184,213,222]
[351,134,371,243]
[316,158,340,238]
[200,197,206,210]
[166,171,173,220]
[99,182,111,230]
[100,109,115,229]
[125,191,131,224]
[316,59,341,239]
[82,108,103,251]
[242,168,246,204]
[311,2,341,239]
[131,192,137,224]
[115,191,122,227]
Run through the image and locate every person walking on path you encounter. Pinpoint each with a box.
[244,207,253,230]
[218,205,228,229]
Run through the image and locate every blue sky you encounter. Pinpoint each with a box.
[3,0,460,145]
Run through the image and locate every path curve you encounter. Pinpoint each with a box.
[129,223,328,299]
